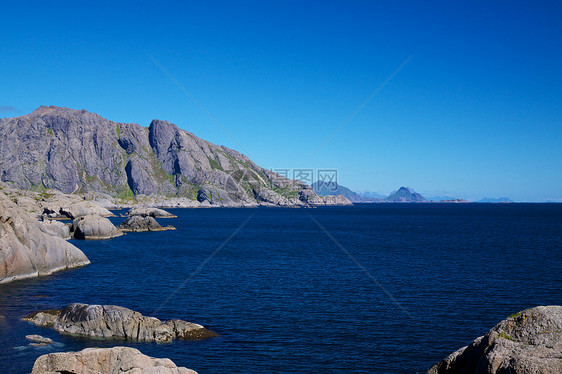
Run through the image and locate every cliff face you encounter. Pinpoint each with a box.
[0,191,90,284]
[0,106,350,206]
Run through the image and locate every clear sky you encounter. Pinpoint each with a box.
[1,1,561,201]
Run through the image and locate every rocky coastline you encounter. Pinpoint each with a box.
[0,189,90,284]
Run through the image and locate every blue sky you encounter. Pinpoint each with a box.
[1,1,561,201]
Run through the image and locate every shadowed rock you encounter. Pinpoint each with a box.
[127,207,177,218]
[24,303,218,342]
[119,215,176,232]
[72,214,122,239]
[0,191,90,284]
[428,305,562,374]
[32,346,197,374]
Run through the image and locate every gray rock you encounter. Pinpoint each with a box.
[39,219,71,239]
[0,106,351,207]
[22,309,61,326]
[59,201,115,219]
[72,214,122,239]
[127,207,177,218]
[25,334,53,344]
[32,346,197,374]
[24,303,218,342]
[119,216,175,232]
[428,305,562,374]
[0,191,90,284]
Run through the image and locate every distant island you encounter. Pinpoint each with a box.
[477,197,513,203]
[313,183,514,203]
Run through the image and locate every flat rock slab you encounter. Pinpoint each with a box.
[25,334,54,344]
[32,346,197,374]
[23,303,218,342]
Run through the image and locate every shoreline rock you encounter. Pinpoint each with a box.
[127,207,177,218]
[25,334,54,345]
[72,214,123,240]
[119,215,176,232]
[0,191,90,284]
[24,303,218,342]
[32,346,197,374]
[428,305,562,374]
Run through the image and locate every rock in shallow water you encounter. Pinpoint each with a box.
[127,207,177,218]
[428,305,562,374]
[31,346,197,374]
[23,303,218,342]
[119,215,176,232]
[25,334,53,344]
[72,214,122,239]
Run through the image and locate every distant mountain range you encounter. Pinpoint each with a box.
[311,182,381,202]
[314,182,522,203]
[313,183,428,203]
[477,197,513,203]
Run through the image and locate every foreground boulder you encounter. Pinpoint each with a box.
[24,303,218,342]
[32,346,197,374]
[119,215,176,232]
[72,214,122,239]
[127,207,177,218]
[428,305,562,374]
[0,191,90,284]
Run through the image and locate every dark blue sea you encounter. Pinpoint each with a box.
[1,204,561,373]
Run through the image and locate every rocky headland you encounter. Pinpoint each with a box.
[0,190,90,284]
[428,305,562,374]
[24,303,218,342]
[32,346,197,374]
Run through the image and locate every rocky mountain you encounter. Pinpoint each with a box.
[385,187,427,202]
[311,181,381,202]
[0,106,350,207]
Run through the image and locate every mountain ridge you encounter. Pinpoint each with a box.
[0,106,350,207]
